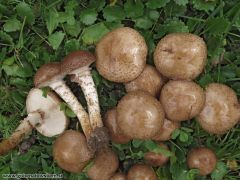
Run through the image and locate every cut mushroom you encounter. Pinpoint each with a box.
[117,91,164,139]
[197,83,240,134]
[125,65,166,97]
[160,80,205,121]
[96,27,147,83]
[154,33,207,80]
[127,164,157,180]
[187,147,217,176]
[0,88,68,155]
[53,130,93,173]
[104,108,131,144]
[61,51,109,152]
[34,62,92,138]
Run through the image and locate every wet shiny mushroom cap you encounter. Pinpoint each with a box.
[96,27,147,83]
[197,83,240,134]
[160,80,205,121]
[127,164,157,180]
[187,147,217,176]
[53,130,93,173]
[117,91,164,139]
[154,33,207,80]
[125,65,165,97]
[153,119,180,141]
[104,108,131,144]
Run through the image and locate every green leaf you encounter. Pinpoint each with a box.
[82,23,109,45]
[192,0,217,12]
[16,2,35,24]
[211,162,228,180]
[179,131,189,142]
[165,1,187,17]
[2,64,33,77]
[135,17,153,30]
[48,31,65,50]
[64,39,80,55]
[144,140,173,157]
[3,18,21,32]
[64,21,81,37]
[205,17,231,35]
[0,30,14,44]
[174,0,188,6]
[88,0,106,12]
[147,10,160,21]
[45,9,59,35]
[124,0,144,18]
[80,9,98,25]
[146,0,170,9]
[132,140,144,148]
[103,6,125,22]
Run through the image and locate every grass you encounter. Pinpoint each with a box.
[0,0,240,179]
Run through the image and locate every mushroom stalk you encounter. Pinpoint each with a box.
[0,112,41,156]
[49,79,92,138]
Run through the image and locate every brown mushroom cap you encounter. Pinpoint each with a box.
[144,143,170,167]
[125,65,165,97]
[154,33,207,80]
[187,147,217,176]
[34,62,63,88]
[104,108,131,144]
[96,27,147,83]
[160,80,205,121]
[110,172,127,180]
[53,130,93,173]
[117,91,164,139]
[197,83,240,134]
[87,148,119,180]
[153,119,180,141]
[127,164,157,180]
[61,50,95,74]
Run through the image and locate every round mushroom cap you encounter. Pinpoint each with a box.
[160,80,205,121]
[125,65,165,97]
[87,148,119,180]
[34,62,63,88]
[127,164,157,180]
[154,33,207,80]
[197,83,240,134]
[26,88,68,137]
[96,27,147,83]
[104,108,131,144]
[187,147,217,176]
[110,172,127,180]
[53,130,93,173]
[153,119,180,141]
[61,50,95,74]
[117,91,164,140]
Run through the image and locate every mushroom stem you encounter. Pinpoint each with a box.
[0,112,41,156]
[49,79,92,138]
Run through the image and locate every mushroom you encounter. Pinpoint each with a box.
[127,164,157,180]
[125,65,166,97]
[197,83,240,134]
[96,27,148,83]
[160,80,205,121]
[154,33,207,80]
[110,172,127,180]
[117,91,164,140]
[104,108,131,144]
[0,88,68,155]
[144,143,170,167]
[87,148,119,180]
[34,62,92,138]
[153,119,180,141]
[187,147,217,176]
[53,130,93,173]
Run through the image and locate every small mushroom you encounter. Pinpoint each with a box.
[144,143,170,167]
[34,62,92,138]
[125,65,166,97]
[117,91,164,139]
[0,88,68,155]
[104,108,131,144]
[53,130,93,173]
[154,33,207,80]
[96,27,147,83]
[187,147,217,176]
[197,83,240,134]
[160,80,205,121]
[87,148,119,180]
[127,164,157,180]
[152,119,180,141]
[110,172,127,180]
